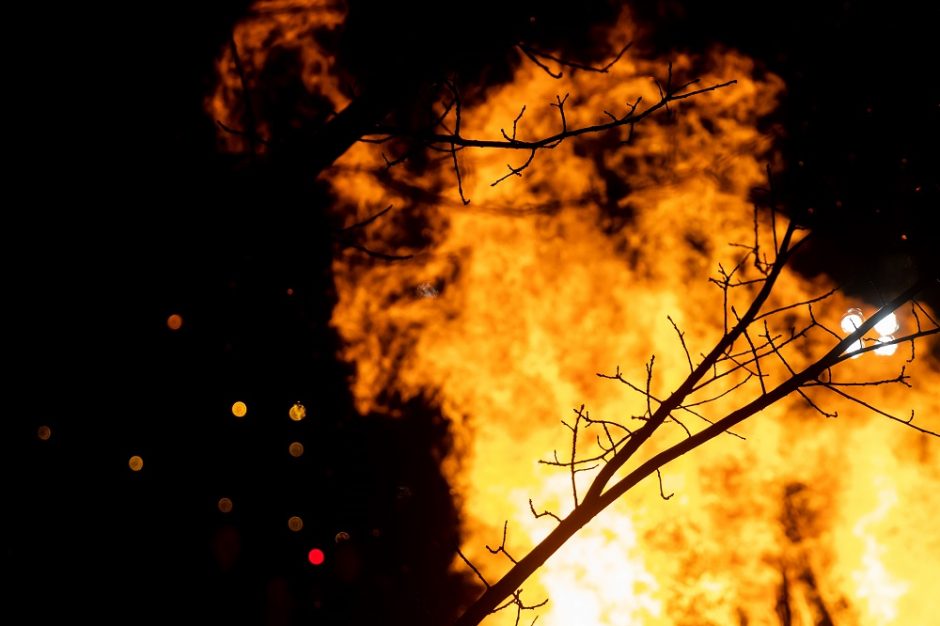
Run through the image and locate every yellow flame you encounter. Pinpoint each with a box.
[212,4,940,624]
[851,477,907,624]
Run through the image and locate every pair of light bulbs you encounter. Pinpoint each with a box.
[839,308,899,357]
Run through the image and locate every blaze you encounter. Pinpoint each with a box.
[212,3,940,624]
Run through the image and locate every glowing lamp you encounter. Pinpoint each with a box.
[874,335,897,356]
[840,308,864,333]
[845,339,863,359]
[873,312,899,336]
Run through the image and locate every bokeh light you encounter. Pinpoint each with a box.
[874,312,899,336]
[840,308,864,333]
[166,313,183,331]
[37,425,52,441]
[218,497,233,513]
[231,401,248,418]
[845,339,864,358]
[288,442,304,457]
[289,401,306,421]
[874,335,898,356]
[307,548,325,566]
[288,516,304,532]
[335,531,350,543]
[128,455,144,471]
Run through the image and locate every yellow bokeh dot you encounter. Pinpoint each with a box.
[166,314,183,331]
[128,455,144,472]
[231,401,248,418]
[218,497,233,513]
[288,516,304,532]
[288,442,304,458]
[288,402,306,422]
[37,425,52,441]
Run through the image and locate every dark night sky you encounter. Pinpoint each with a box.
[10,2,938,625]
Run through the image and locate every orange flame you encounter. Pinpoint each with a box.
[212,4,940,624]
[209,0,347,153]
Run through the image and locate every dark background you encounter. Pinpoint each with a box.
[11,2,937,625]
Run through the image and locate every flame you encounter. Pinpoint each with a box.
[209,0,347,153]
[212,4,940,624]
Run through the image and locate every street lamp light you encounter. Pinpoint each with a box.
[839,307,900,358]
[840,308,864,333]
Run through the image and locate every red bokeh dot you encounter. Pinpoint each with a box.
[308,548,325,566]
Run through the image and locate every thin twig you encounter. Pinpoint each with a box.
[517,41,632,77]
[655,468,674,500]
[821,384,938,436]
[667,315,694,372]
[228,36,258,155]
[486,521,519,565]
[339,204,395,232]
[368,80,737,152]
[528,499,561,523]
[457,548,489,589]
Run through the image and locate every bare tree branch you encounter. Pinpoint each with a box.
[368,77,736,161]
[332,203,415,260]
[655,468,674,500]
[667,315,694,372]
[517,42,633,78]
[454,200,938,626]
[457,548,489,589]
[820,384,938,436]
[529,499,561,524]
[486,521,519,565]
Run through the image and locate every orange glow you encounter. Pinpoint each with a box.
[208,0,347,154]
[335,531,350,543]
[289,401,306,421]
[288,441,304,457]
[214,4,940,624]
[37,425,52,441]
[128,455,144,472]
[231,401,248,418]
[218,497,234,513]
[288,516,304,532]
[166,314,183,330]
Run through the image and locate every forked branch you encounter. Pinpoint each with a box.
[453,204,939,626]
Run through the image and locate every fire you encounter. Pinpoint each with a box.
[209,0,348,154]
[212,3,940,624]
